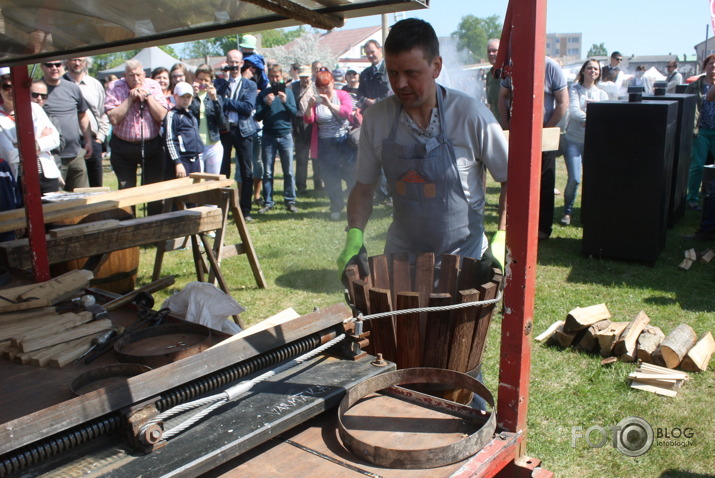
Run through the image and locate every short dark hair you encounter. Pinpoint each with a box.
[611,51,622,59]
[194,63,214,79]
[384,18,440,62]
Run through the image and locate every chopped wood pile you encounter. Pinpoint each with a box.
[0,270,109,368]
[537,303,714,396]
[678,248,713,270]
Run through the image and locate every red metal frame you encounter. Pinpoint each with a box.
[11,66,50,282]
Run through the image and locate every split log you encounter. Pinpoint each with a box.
[535,320,564,343]
[613,311,650,361]
[575,319,612,353]
[684,249,698,261]
[563,303,611,332]
[699,249,714,263]
[637,325,665,364]
[555,324,578,348]
[596,321,629,357]
[658,324,698,369]
[678,258,694,270]
[679,331,715,372]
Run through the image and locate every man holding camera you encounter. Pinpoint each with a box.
[215,49,258,221]
[255,64,298,213]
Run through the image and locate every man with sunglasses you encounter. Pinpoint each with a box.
[40,60,92,191]
[64,57,110,187]
[601,51,623,83]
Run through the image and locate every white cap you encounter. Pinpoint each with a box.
[0,67,9,76]
[173,81,193,97]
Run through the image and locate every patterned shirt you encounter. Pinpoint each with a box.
[700,83,715,130]
[104,77,168,141]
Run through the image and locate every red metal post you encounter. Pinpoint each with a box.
[11,66,51,282]
[497,0,547,441]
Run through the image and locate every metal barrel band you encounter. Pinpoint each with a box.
[337,367,496,469]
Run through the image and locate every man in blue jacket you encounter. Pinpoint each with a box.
[215,49,257,222]
[255,64,298,213]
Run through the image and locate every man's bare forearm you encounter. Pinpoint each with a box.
[347,181,377,231]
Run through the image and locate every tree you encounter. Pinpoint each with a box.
[179,27,305,60]
[587,43,608,58]
[269,31,337,70]
[452,14,502,63]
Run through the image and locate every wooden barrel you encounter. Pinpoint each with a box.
[344,252,503,405]
[49,207,140,294]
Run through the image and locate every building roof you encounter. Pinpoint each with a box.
[282,25,382,58]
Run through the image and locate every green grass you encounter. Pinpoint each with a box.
[105,156,714,477]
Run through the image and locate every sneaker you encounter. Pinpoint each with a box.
[330,212,341,221]
[253,197,265,207]
[258,205,274,214]
[244,215,254,223]
[560,215,571,226]
[687,201,702,211]
[554,188,561,195]
[286,203,299,213]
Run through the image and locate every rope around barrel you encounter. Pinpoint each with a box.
[343,289,503,324]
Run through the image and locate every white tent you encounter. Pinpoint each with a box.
[98,46,191,79]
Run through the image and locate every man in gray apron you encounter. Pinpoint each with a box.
[338,18,508,285]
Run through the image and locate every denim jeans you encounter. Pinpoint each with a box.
[317,135,356,213]
[688,127,715,203]
[262,132,296,207]
[563,136,584,216]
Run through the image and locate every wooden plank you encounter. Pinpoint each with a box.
[0,208,223,270]
[49,219,120,238]
[0,303,352,456]
[613,310,650,361]
[447,289,481,373]
[29,334,101,367]
[467,281,498,371]
[47,334,104,368]
[535,320,564,343]
[0,307,58,327]
[11,311,94,347]
[421,293,453,369]
[390,253,411,306]
[437,254,460,298]
[414,252,435,342]
[72,187,112,193]
[19,318,112,353]
[395,292,421,369]
[367,287,397,363]
[350,279,373,355]
[17,270,93,305]
[0,177,234,233]
[680,331,715,372]
[458,257,478,292]
[368,255,390,290]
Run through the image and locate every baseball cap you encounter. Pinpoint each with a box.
[332,68,345,80]
[239,34,257,50]
[298,65,311,77]
[173,81,193,97]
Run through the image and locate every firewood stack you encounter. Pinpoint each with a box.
[537,303,714,395]
[344,252,502,404]
[0,270,110,368]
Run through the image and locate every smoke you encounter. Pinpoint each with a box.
[436,37,487,103]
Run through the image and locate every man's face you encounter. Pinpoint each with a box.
[311,62,323,76]
[66,58,86,74]
[41,61,64,82]
[30,82,48,105]
[666,63,676,72]
[487,41,499,66]
[299,76,310,88]
[346,72,358,86]
[268,70,282,85]
[385,47,441,111]
[195,72,212,90]
[364,43,383,66]
[226,51,243,78]
[610,55,623,67]
[125,66,145,89]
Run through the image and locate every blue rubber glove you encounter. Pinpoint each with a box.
[337,228,369,281]
[491,230,506,269]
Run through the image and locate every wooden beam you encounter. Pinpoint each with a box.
[0,208,223,270]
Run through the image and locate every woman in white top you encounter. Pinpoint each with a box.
[561,59,609,226]
[0,71,61,193]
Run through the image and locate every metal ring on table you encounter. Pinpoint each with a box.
[337,367,497,469]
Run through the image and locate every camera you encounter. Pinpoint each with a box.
[198,83,208,90]
[271,82,285,94]
[222,65,239,72]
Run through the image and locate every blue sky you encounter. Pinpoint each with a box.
[342,0,710,58]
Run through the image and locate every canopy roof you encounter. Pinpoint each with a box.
[0,0,428,66]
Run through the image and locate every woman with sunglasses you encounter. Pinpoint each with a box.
[0,68,61,193]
